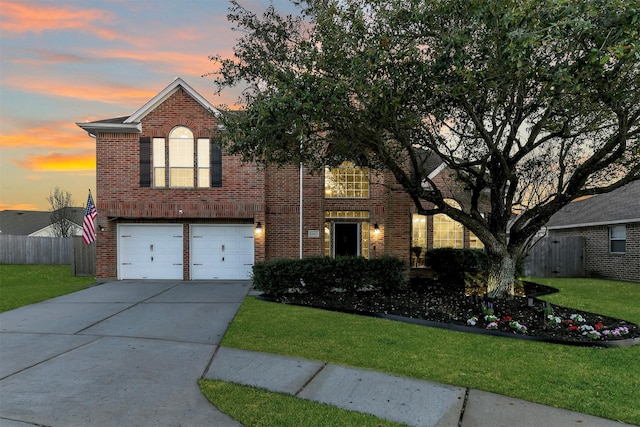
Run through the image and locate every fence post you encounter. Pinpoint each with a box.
[72,236,96,276]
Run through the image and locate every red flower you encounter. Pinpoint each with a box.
[502,316,512,322]
[568,325,579,331]
[595,322,604,331]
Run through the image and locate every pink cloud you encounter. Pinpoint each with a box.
[2,76,155,106]
[11,49,88,66]
[90,47,233,77]
[1,121,97,150]
[0,1,117,38]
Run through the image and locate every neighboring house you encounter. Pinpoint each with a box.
[77,77,486,282]
[544,180,640,282]
[0,209,84,237]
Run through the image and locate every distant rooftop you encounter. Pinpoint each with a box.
[0,208,84,235]
[546,180,640,229]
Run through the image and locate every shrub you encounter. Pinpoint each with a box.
[252,256,407,296]
[425,248,487,287]
[251,258,301,297]
[366,256,408,294]
[298,256,338,295]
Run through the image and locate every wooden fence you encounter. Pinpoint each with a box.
[0,235,96,276]
[524,236,585,278]
[72,236,96,276]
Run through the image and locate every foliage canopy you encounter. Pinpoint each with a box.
[211,0,640,297]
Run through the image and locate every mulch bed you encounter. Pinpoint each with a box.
[260,281,640,347]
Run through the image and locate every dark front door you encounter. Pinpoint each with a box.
[334,223,359,257]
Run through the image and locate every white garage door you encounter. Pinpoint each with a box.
[118,224,183,280]
[191,225,254,280]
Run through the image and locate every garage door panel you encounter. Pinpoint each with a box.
[191,225,254,280]
[118,225,183,280]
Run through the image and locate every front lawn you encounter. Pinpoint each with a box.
[0,264,95,312]
[206,278,640,425]
[199,380,409,427]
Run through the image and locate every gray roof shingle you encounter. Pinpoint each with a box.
[545,180,640,229]
[0,209,84,235]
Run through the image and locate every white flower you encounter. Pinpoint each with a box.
[570,314,586,323]
[547,315,561,324]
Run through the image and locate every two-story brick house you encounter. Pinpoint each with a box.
[78,78,485,282]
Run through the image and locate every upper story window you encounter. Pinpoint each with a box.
[169,127,195,187]
[324,161,369,198]
[146,126,222,188]
[433,199,463,248]
[609,225,626,253]
[153,137,166,187]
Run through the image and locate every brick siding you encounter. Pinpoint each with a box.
[93,84,487,280]
[549,223,640,282]
[95,88,265,280]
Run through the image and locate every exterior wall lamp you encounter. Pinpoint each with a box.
[374,222,380,235]
[255,221,263,234]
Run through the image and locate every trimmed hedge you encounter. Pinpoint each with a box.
[425,248,487,287]
[252,256,407,297]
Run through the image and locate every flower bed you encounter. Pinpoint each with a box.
[259,281,640,347]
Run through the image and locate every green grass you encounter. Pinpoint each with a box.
[0,264,95,312]
[209,278,640,425]
[4,268,634,424]
[199,380,409,427]
[532,277,640,323]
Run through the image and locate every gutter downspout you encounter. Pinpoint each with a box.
[299,159,303,259]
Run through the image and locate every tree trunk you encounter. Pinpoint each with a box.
[486,250,516,299]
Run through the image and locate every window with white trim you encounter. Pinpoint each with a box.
[151,126,221,188]
[609,225,626,253]
[433,199,463,248]
[153,137,166,187]
[324,161,369,198]
[169,127,194,187]
[411,214,428,267]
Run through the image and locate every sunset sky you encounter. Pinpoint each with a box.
[0,0,296,211]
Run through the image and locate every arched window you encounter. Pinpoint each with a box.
[433,199,463,248]
[149,126,221,188]
[169,126,194,187]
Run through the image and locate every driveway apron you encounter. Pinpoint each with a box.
[0,280,250,427]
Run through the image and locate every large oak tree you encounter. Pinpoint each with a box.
[210,0,640,298]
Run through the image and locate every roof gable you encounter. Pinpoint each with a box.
[125,77,221,123]
[546,180,640,229]
[77,77,220,135]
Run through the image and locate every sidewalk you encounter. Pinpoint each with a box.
[206,346,632,427]
[0,280,633,426]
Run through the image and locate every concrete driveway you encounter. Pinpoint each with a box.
[0,280,250,427]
